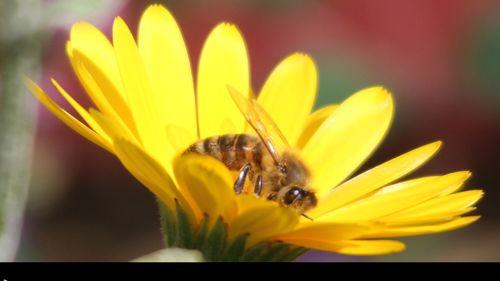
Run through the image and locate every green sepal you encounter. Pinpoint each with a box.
[259,243,289,261]
[201,216,227,261]
[157,200,176,247]
[157,199,308,261]
[174,200,194,248]
[220,233,250,262]
[279,247,308,261]
[193,213,209,249]
[241,242,307,262]
[240,242,267,261]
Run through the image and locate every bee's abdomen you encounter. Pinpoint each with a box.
[185,134,263,171]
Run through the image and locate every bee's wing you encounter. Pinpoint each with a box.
[227,85,290,165]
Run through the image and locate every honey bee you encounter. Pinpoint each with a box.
[183,86,317,217]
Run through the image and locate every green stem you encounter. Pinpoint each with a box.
[0,0,42,261]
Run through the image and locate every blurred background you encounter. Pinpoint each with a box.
[1,0,498,261]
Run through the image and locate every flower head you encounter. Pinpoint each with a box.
[27,4,483,261]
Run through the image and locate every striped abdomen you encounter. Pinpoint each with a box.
[184,134,268,172]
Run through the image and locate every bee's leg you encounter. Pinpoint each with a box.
[234,163,251,195]
[266,193,278,201]
[254,175,263,196]
[301,213,314,221]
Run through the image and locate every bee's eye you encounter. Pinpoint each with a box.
[283,186,304,205]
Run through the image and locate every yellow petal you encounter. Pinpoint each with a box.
[174,154,237,226]
[333,240,406,255]
[257,53,317,144]
[51,79,111,144]
[69,22,125,104]
[302,87,394,196]
[280,237,405,255]
[234,191,276,215]
[381,190,483,223]
[26,79,112,152]
[374,171,471,197]
[113,138,196,222]
[112,17,172,172]
[363,216,480,238]
[295,104,338,149]
[229,196,299,246]
[197,23,250,138]
[70,47,138,139]
[67,43,112,116]
[166,124,197,154]
[372,176,438,196]
[318,171,471,223]
[275,222,371,243]
[379,208,476,226]
[89,109,139,146]
[310,141,442,218]
[138,5,197,139]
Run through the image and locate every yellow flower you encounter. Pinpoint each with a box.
[27,4,483,260]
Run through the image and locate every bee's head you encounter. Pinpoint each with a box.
[278,152,310,186]
[280,186,317,214]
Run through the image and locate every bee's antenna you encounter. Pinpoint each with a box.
[301,213,314,221]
